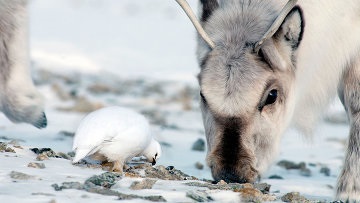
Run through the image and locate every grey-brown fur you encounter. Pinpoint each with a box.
[336,53,360,200]
[195,0,360,200]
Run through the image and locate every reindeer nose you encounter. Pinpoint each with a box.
[215,170,247,183]
[213,168,259,184]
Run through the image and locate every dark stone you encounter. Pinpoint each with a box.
[195,162,204,170]
[30,148,56,157]
[84,172,122,189]
[58,131,75,137]
[281,192,308,202]
[277,160,306,170]
[192,138,205,151]
[320,167,331,176]
[254,183,271,194]
[268,175,284,179]
[186,190,213,202]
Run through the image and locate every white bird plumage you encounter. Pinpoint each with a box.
[72,106,162,173]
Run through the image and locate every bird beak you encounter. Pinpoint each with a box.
[152,158,156,166]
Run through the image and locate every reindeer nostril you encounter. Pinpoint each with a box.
[214,168,258,184]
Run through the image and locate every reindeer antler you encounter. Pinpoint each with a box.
[254,0,298,53]
[175,0,215,49]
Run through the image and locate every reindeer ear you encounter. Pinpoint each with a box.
[260,6,304,71]
[274,6,304,50]
[200,0,219,22]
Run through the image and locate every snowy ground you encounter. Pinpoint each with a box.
[0,0,350,202]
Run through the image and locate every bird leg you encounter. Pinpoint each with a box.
[111,160,123,174]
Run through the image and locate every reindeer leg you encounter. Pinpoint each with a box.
[336,56,360,201]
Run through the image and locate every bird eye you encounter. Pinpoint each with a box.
[265,89,278,105]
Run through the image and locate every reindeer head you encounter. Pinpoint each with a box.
[177,0,304,183]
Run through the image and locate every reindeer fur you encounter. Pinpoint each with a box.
[196,0,360,200]
[0,0,46,128]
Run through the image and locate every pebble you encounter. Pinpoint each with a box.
[30,148,56,157]
[320,166,331,176]
[0,142,15,153]
[299,168,312,177]
[36,154,49,161]
[281,192,308,202]
[52,182,84,191]
[130,179,157,190]
[186,190,213,202]
[145,165,197,181]
[9,171,37,180]
[58,131,75,137]
[277,160,306,170]
[192,138,205,151]
[84,172,122,189]
[195,162,204,170]
[236,187,264,202]
[268,175,284,179]
[28,162,46,169]
[57,97,103,113]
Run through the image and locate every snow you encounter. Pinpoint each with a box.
[0,0,350,202]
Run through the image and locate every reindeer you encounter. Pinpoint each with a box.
[0,0,46,128]
[177,0,360,201]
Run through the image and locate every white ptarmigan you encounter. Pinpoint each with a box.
[72,106,162,173]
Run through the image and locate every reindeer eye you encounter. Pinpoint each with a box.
[200,92,207,103]
[265,89,278,105]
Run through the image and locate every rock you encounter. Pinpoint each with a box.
[192,138,205,151]
[320,166,331,176]
[145,165,197,181]
[254,183,271,194]
[268,175,284,179]
[0,142,15,153]
[58,131,75,137]
[195,162,204,170]
[30,148,56,157]
[186,190,213,202]
[9,171,36,180]
[237,187,263,202]
[31,192,55,196]
[281,192,308,202]
[13,145,23,149]
[28,162,46,169]
[130,179,157,190]
[300,168,312,177]
[56,152,71,160]
[52,182,84,191]
[67,151,75,157]
[87,84,112,94]
[217,180,227,185]
[52,83,72,101]
[36,154,49,161]
[57,97,103,113]
[84,172,122,189]
[277,160,306,170]
[49,199,57,203]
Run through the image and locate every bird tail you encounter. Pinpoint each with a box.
[72,149,90,163]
